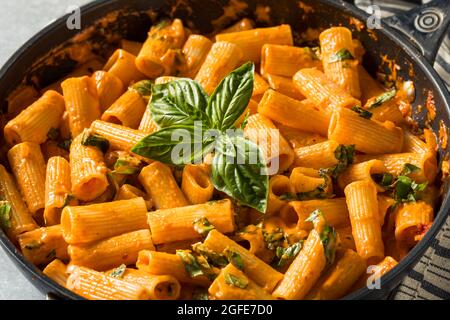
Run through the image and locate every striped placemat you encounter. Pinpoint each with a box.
[355,0,450,300]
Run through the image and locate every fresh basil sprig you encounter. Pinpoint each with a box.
[132,62,269,212]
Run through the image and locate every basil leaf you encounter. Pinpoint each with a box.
[193,217,215,236]
[131,80,153,97]
[176,250,205,278]
[224,272,248,289]
[81,133,110,153]
[321,226,338,266]
[192,243,228,268]
[109,264,127,279]
[319,145,355,179]
[47,128,60,141]
[275,241,303,267]
[207,62,254,131]
[329,48,354,63]
[372,173,394,188]
[351,106,373,119]
[132,125,216,165]
[225,249,244,271]
[150,79,209,128]
[0,202,12,229]
[58,139,72,151]
[395,175,413,201]
[113,156,142,175]
[211,134,268,213]
[367,88,396,109]
[401,163,421,176]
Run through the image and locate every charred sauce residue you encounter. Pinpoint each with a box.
[211,0,248,30]
[439,119,448,150]
[425,90,437,122]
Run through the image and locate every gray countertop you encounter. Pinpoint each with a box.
[0,0,91,300]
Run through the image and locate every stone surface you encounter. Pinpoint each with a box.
[0,0,91,300]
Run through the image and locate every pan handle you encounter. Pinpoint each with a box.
[383,0,450,63]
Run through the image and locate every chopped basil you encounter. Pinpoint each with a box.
[367,88,396,109]
[224,272,248,289]
[57,139,72,151]
[372,173,394,188]
[131,80,153,98]
[394,175,427,203]
[351,106,373,119]
[113,156,141,175]
[401,163,421,176]
[109,264,127,279]
[329,48,354,63]
[47,128,60,141]
[81,133,110,153]
[263,228,285,250]
[279,193,296,201]
[176,250,204,278]
[0,202,12,229]
[224,249,244,271]
[320,226,338,266]
[24,241,43,250]
[192,243,228,268]
[275,241,303,267]
[320,145,355,179]
[193,217,215,236]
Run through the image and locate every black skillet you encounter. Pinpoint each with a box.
[0,0,449,300]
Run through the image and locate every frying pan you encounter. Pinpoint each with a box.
[0,0,449,300]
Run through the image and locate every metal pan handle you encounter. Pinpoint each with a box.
[384,0,450,63]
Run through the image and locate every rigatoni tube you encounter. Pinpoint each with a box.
[147,199,235,245]
[258,90,330,136]
[328,107,403,154]
[4,90,65,145]
[181,164,214,204]
[61,198,148,244]
[70,132,109,201]
[0,165,37,241]
[68,229,155,271]
[344,180,384,264]
[44,156,76,226]
[66,266,150,300]
[61,76,101,137]
[7,142,46,215]
[215,25,293,63]
[139,161,188,210]
[195,41,243,94]
[90,120,147,152]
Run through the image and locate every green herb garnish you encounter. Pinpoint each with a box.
[275,241,303,267]
[306,209,337,266]
[131,80,153,98]
[367,88,396,109]
[47,128,60,141]
[132,62,269,213]
[320,145,355,179]
[193,217,215,237]
[192,289,209,300]
[329,48,354,63]
[0,202,12,229]
[62,194,75,209]
[81,133,110,153]
[109,264,127,279]
[351,106,373,119]
[113,156,141,175]
[224,249,244,271]
[192,243,228,268]
[263,227,285,250]
[224,272,248,289]
[58,139,72,151]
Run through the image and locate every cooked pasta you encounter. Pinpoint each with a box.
[0,19,442,301]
